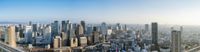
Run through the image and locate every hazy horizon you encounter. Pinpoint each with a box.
[1,0,200,25]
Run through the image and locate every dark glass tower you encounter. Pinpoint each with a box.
[51,21,60,37]
[151,22,159,51]
[81,21,85,34]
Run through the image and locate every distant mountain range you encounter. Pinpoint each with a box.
[0,22,25,24]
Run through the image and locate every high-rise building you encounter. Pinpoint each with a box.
[171,30,181,52]
[51,21,60,37]
[68,23,75,39]
[145,24,149,33]
[24,26,32,43]
[124,24,128,31]
[32,24,37,37]
[75,24,84,46]
[53,36,62,48]
[86,26,93,35]
[66,20,70,32]
[92,26,100,44]
[76,24,84,35]
[29,21,32,26]
[43,25,51,44]
[67,23,75,46]
[70,37,78,47]
[81,21,86,34]
[151,22,158,44]
[151,22,159,51]
[100,22,107,35]
[19,24,24,38]
[61,20,67,32]
[0,27,2,40]
[7,25,17,48]
[79,37,87,46]
[116,23,122,30]
[61,32,67,46]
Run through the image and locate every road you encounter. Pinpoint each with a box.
[187,46,200,52]
[0,41,24,52]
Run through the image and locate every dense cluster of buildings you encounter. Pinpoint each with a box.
[0,20,183,52]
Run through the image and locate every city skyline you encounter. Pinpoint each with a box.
[1,0,200,25]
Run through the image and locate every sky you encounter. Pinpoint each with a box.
[1,0,200,25]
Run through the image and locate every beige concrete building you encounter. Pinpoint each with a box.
[7,25,17,48]
[70,38,78,47]
[54,36,62,48]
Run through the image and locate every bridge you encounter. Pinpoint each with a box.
[0,41,25,52]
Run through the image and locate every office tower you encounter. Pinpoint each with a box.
[68,23,75,39]
[107,29,112,35]
[61,20,67,32]
[24,26,32,43]
[7,25,17,48]
[151,22,158,44]
[171,30,181,52]
[124,24,128,31]
[51,21,60,37]
[32,24,37,37]
[81,21,86,34]
[116,23,122,30]
[151,22,159,51]
[61,32,67,46]
[145,24,149,33]
[67,23,75,46]
[15,26,21,42]
[92,26,100,44]
[136,31,142,42]
[75,24,84,36]
[75,24,84,46]
[78,24,84,35]
[66,20,70,32]
[79,37,87,46]
[0,27,2,40]
[70,37,78,47]
[43,25,51,44]
[19,24,24,38]
[100,22,107,42]
[53,36,62,48]
[86,26,93,35]
[100,22,107,35]
[180,26,183,32]
[86,36,92,45]
[29,21,32,26]
[93,26,98,32]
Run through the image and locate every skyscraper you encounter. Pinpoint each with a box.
[24,26,32,43]
[86,26,93,35]
[43,25,51,44]
[116,23,122,30]
[151,22,158,44]
[51,21,60,37]
[75,24,84,46]
[100,22,107,35]
[29,21,32,26]
[32,24,37,37]
[145,24,149,33]
[61,20,67,32]
[7,25,17,48]
[92,26,100,44]
[67,23,75,46]
[151,22,159,51]
[171,30,181,52]
[53,36,62,48]
[81,21,86,34]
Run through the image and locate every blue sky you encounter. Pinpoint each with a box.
[1,0,200,25]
